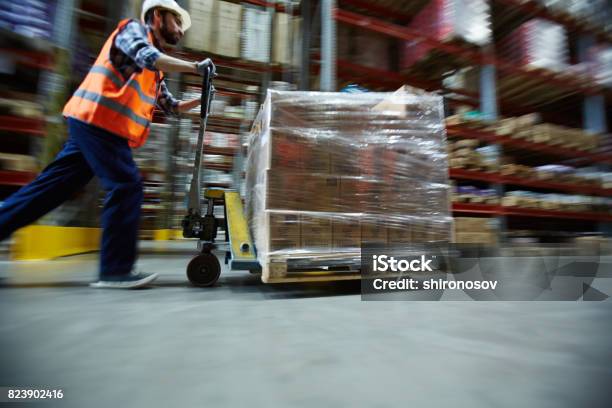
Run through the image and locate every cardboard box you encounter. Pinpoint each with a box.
[387,222,412,244]
[306,175,340,212]
[0,153,37,172]
[454,232,497,245]
[269,130,330,173]
[453,217,493,233]
[267,211,300,253]
[361,218,387,245]
[409,221,427,243]
[272,12,290,64]
[184,0,215,51]
[453,139,479,149]
[332,218,361,250]
[426,221,452,242]
[339,176,378,213]
[266,171,339,212]
[300,214,331,252]
[329,140,358,176]
[213,1,242,57]
[371,85,411,118]
[243,6,272,63]
[266,171,306,211]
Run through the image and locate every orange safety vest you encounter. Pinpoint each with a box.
[63,19,163,148]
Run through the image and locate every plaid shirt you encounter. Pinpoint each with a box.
[111,20,179,115]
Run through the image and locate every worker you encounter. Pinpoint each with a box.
[0,0,214,289]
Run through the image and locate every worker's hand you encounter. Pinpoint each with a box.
[196,58,216,77]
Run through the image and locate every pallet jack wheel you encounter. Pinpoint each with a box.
[187,252,221,287]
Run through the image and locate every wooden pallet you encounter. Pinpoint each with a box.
[262,255,362,283]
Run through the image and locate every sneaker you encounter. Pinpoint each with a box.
[90,272,158,289]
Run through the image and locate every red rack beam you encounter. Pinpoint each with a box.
[450,168,612,196]
[334,9,483,65]
[452,202,500,215]
[338,0,414,23]
[452,202,612,221]
[203,162,233,172]
[0,116,45,136]
[335,59,439,91]
[0,171,36,186]
[203,145,237,157]
[501,207,612,222]
[243,0,299,13]
[449,168,499,183]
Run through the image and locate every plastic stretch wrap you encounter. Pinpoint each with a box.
[246,90,452,267]
[498,19,568,72]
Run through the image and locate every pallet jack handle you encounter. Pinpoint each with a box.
[187,65,215,217]
[182,65,217,239]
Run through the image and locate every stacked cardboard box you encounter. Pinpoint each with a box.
[184,0,215,52]
[453,217,498,245]
[246,89,452,266]
[184,0,242,57]
[501,191,612,213]
[446,113,600,153]
[214,1,242,57]
[242,5,272,63]
[448,139,499,171]
[0,153,38,172]
[272,12,291,65]
[497,19,568,72]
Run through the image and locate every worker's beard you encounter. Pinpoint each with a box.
[160,19,180,46]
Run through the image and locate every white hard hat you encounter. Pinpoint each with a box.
[141,0,192,31]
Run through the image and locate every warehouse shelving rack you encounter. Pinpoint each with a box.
[312,0,611,240]
[0,31,55,196]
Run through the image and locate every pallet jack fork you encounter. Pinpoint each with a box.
[181,66,259,286]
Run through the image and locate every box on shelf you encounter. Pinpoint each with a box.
[497,19,568,72]
[272,12,290,65]
[243,5,272,63]
[453,217,495,233]
[454,232,497,245]
[213,1,242,58]
[0,153,38,172]
[401,0,491,70]
[184,0,215,51]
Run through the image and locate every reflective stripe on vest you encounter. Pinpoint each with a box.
[88,66,157,106]
[73,89,150,128]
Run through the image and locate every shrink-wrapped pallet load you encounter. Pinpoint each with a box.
[245,89,452,282]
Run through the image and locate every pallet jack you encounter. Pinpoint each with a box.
[181,65,260,286]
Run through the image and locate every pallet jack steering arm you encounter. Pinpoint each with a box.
[182,65,217,240]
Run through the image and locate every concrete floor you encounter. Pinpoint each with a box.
[1,244,611,408]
